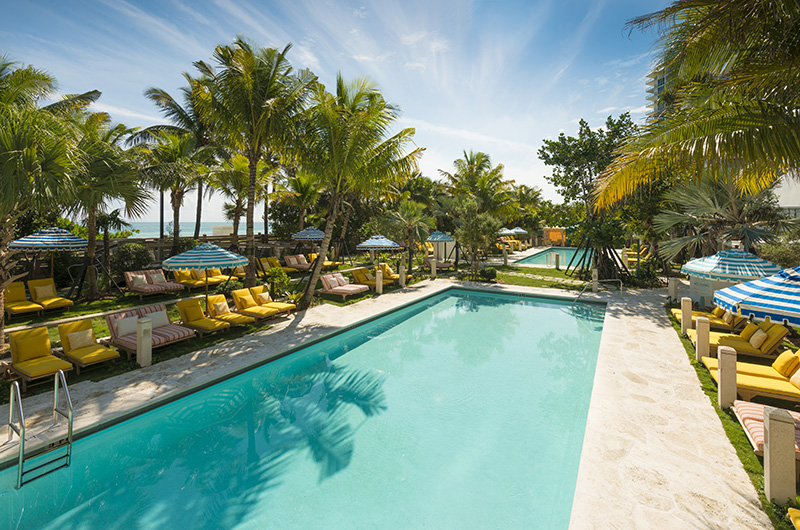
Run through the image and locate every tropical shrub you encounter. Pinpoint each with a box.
[264,267,291,293]
[215,279,244,296]
[111,243,153,273]
[479,267,497,281]
[757,235,800,269]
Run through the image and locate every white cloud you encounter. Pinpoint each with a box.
[401,31,428,46]
[353,7,367,18]
[596,106,618,114]
[400,117,534,153]
[91,102,162,123]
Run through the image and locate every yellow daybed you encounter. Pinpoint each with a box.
[10,327,72,392]
[309,253,342,270]
[58,319,119,375]
[176,299,230,337]
[231,288,281,320]
[3,281,43,318]
[249,285,296,314]
[669,306,746,332]
[704,350,800,402]
[352,267,394,289]
[206,294,255,326]
[378,263,411,282]
[173,270,207,291]
[28,278,73,311]
[687,320,788,358]
[265,256,297,273]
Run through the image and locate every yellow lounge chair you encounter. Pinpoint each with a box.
[352,267,393,289]
[265,256,297,273]
[702,350,800,381]
[9,327,72,392]
[378,263,411,282]
[231,288,281,320]
[704,350,800,402]
[3,281,43,318]
[309,253,342,270]
[58,319,119,375]
[232,265,247,279]
[27,278,73,311]
[173,269,207,291]
[789,507,800,529]
[176,299,230,337]
[206,294,255,326]
[687,320,788,358]
[249,285,296,314]
[669,306,746,332]
[191,269,226,286]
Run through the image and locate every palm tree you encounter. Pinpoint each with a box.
[379,200,436,270]
[440,150,516,219]
[96,209,131,272]
[137,131,212,255]
[68,112,148,299]
[274,169,322,231]
[0,55,99,346]
[654,178,792,261]
[596,0,800,207]
[208,154,272,249]
[139,74,215,240]
[297,74,423,309]
[194,38,316,286]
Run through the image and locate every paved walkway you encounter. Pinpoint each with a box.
[0,278,770,528]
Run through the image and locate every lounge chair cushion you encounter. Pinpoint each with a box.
[116,316,139,337]
[6,301,43,315]
[791,369,800,389]
[240,295,256,308]
[15,335,49,363]
[33,283,56,300]
[5,283,28,303]
[130,274,148,287]
[773,351,800,377]
[149,309,170,328]
[67,329,95,350]
[67,344,118,365]
[175,270,193,282]
[740,323,759,341]
[763,325,788,351]
[214,301,230,315]
[214,312,254,325]
[749,329,768,349]
[702,356,786,380]
[240,305,279,318]
[14,356,72,378]
[189,318,229,331]
[185,304,204,322]
[712,307,725,318]
[733,400,800,455]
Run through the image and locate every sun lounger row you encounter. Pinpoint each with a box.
[687,319,788,358]
[670,305,746,333]
[4,278,73,318]
[9,320,120,391]
[172,268,236,290]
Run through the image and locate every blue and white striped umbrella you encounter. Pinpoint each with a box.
[498,228,515,236]
[291,227,325,241]
[426,231,454,242]
[511,227,528,235]
[162,243,248,271]
[714,267,800,325]
[681,249,781,282]
[356,235,400,251]
[9,227,88,251]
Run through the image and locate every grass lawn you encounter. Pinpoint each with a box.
[666,308,799,529]
[495,265,585,281]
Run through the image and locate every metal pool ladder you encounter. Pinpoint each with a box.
[571,278,623,309]
[6,370,74,489]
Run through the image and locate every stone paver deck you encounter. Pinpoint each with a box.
[0,278,770,528]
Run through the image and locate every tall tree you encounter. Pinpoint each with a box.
[68,112,147,299]
[596,0,800,207]
[194,39,316,286]
[274,169,322,231]
[297,75,423,309]
[96,209,131,272]
[378,200,435,270]
[440,150,516,219]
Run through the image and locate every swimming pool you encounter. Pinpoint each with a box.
[516,247,589,267]
[0,288,605,529]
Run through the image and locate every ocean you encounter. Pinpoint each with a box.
[127,221,238,239]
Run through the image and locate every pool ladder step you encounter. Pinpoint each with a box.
[6,370,74,489]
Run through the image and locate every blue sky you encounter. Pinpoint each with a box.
[1,0,668,223]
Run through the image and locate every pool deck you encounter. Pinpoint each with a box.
[0,276,770,528]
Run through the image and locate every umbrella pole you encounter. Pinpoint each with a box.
[204,268,209,316]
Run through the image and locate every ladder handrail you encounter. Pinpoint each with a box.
[6,381,26,489]
[571,278,623,309]
[53,370,74,449]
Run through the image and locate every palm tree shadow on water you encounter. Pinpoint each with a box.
[13,355,387,529]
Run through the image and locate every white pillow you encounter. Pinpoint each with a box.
[286,256,296,266]
[327,276,340,288]
[749,329,768,349]
[116,315,139,337]
[130,274,148,287]
[148,309,170,328]
[214,301,230,315]
[34,284,56,299]
[722,310,734,324]
[258,292,272,304]
[68,329,95,350]
[790,367,800,390]
[149,271,166,284]
[334,274,347,285]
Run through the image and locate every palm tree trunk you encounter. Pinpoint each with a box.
[244,154,258,287]
[263,185,269,244]
[336,202,353,260]
[87,207,99,300]
[194,182,203,239]
[103,228,111,273]
[301,194,339,309]
[171,190,181,256]
[232,204,242,249]
[299,207,305,231]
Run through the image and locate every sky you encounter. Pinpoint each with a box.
[1,0,669,223]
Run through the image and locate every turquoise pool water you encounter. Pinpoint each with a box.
[0,288,605,529]
[516,247,589,267]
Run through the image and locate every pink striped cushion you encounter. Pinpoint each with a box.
[151,324,195,345]
[321,275,335,290]
[138,304,170,322]
[113,335,138,351]
[733,400,800,453]
[106,309,140,340]
[131,284,166,293]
